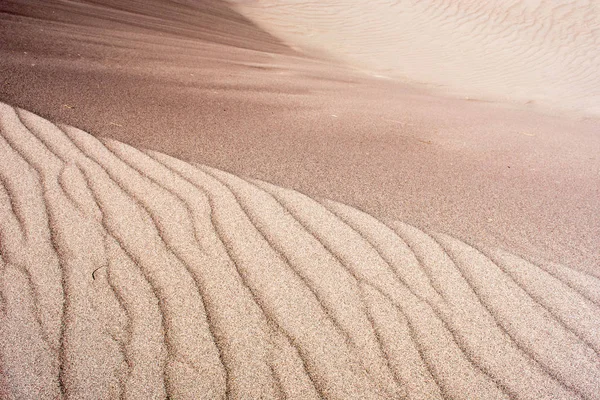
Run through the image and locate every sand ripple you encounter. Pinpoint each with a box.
[1,102,600,399]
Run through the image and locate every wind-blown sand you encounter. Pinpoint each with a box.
[233,0,600,115]
[2,0,600,272]
[1,102,600,399]
[1,0,600,398]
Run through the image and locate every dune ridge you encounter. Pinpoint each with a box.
[1,102,600,399]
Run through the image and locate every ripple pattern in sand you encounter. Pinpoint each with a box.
[1,102,600,399]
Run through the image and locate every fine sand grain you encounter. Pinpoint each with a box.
[1,1,600,398]
[232,0,600,115]
[1,0,599,273]
[1,103,600,399]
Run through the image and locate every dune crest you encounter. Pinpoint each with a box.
[1,102,600,399]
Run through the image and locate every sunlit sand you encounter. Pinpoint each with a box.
[1,1,599,398]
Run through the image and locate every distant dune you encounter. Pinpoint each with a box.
[232,0,600,115]
[2,103,600,399]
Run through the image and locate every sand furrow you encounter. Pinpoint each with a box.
[320,199,446,308]
[71,163,151,399]
[203,166,404,398]
[188,181,326,399]
[74,151,195,400]
[0,262,61,399]
[0,181,54,352]
[102,234,169,400]
[361,283,445,400]
[80,169,169,400]
[102,140,235,394]
[17,108,202,398]
[78,136,229,392]
[111,138,328,399]
[326,202,580,400]
[474,245,600,356]
[211,174,363,350]
[190,164,384,399]
[0,120,70,398]
[288,186,576,393]
[146,150,316,399]
[4,107,126,398]
[0,119,64,358]
[533,259,600,308]
[143,148,306,399]
[318,200,453,399]
[267,325,322,400]
[356,282,408,396]
[10,112,171,399]
[253,180,509,399]
[63,130,225,399]
[326,200,584,399]
[433,233,600,399]
[0,176,26,242]
[394,223,581,399]
[7,116,131,398]
[1,102,599,399]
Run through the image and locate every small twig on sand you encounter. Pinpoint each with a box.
[92,266,106,280]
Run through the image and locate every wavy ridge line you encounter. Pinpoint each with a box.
[1,102,599,399]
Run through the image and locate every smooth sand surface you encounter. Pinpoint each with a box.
[233,0,600,116]
[1,0,599,273]
[1,102,600,399]
[1,0,600,398]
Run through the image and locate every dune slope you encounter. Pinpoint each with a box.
[1,103,600,399]
[233,0,600,115]
[2,0,600,273]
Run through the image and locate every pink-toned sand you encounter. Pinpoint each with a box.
[234,0,600,116]
[1,0,599,398]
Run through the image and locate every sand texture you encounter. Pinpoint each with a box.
[1,1,600,398]
[1,103,600,399]
[234,0,600,115]
[2,0,600,273]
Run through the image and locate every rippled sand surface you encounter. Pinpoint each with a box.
[1,1,600,399]
[234,0,600,115]
[2,103,600,399]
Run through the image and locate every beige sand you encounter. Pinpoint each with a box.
[2,0,599,273]
[233,0,600,116]
[1,0,600,398]
[1,102,600,399]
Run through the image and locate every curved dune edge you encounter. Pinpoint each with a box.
[0,102,599,399]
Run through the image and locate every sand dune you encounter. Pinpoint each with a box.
[233,0,600,115]
[1,102,600,399]
[2,0,600,273]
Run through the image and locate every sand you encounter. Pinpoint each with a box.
[233,0,600,116]
[2,0,600,273]
[1,102,600,399]
[1,0,600,398]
